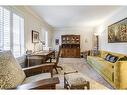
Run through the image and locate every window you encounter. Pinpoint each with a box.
[0,7,10,51]
[13,14,24,57]
[0,6,24,57]
[44,31,48,47]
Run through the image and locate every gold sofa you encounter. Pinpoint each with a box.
[87,50,127,89]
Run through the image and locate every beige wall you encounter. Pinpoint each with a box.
[95,7,127,55]
[52,27,94,52]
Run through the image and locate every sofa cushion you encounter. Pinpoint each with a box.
[100,50,124,60]
[0,51,26,89]
[88,56,113,71]
[97,59,113,68]
[88,56,113,72]
[87,56,104,62]
[23,73,51,84]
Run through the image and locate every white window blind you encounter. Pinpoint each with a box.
[0,7,10,51]
[13,13,24,57]
[45,31,48,47]
[0,6,25,57]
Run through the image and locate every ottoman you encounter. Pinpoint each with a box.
[64,71,90,89]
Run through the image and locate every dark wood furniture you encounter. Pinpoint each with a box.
[17,77,59,89]
[17,63,59,89]
[26,50,55,67]
[64,71,90,89]
[53,46,63,74]
[46,46,63,74]
[61,35,80,58]
[23,63,54,77]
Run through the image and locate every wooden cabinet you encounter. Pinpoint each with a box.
[61,35,80,58]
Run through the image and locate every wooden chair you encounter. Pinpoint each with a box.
[46,46,63,74]
[17,64,59,89]
[0,51,59,89]
[54,46,63,74]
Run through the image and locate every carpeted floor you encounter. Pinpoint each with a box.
[53,58,113,89]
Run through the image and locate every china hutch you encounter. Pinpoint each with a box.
[61,35,80,58]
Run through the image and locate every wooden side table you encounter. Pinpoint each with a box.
[26,55,44,67]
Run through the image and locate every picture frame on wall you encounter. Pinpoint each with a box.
[108,18,127,43]
[55,39,59,45]
[32,30,39,43]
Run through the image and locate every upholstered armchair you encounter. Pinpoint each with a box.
[0,51,59,89]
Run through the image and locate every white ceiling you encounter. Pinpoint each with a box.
[30,6,123,28]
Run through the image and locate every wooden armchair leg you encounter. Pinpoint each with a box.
[55,67,58,74]
[57,66,63,70]
[54,66,63,74]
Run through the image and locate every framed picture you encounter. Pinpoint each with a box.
[32,30,39,43]
[55,39,59,45]
[108,18,127,43]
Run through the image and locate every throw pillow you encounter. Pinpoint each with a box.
[118,56,127,61]
[105,54,111,61]
[108,55,118,63]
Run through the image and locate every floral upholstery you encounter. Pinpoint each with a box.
[65,73,87,87]
[0,51,26,89]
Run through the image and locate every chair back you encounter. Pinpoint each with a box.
[55,46,61,66]
[0,51,26,89]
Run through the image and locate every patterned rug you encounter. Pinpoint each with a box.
[53,58,113,90]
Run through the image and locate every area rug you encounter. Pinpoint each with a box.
[54,58,113,89]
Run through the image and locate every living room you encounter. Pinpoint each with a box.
[0,3,127,93]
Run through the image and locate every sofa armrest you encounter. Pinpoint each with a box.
[114,61,127,89]
[17,77,59,89]
[117,61,127,89]
[23,63,54,77]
